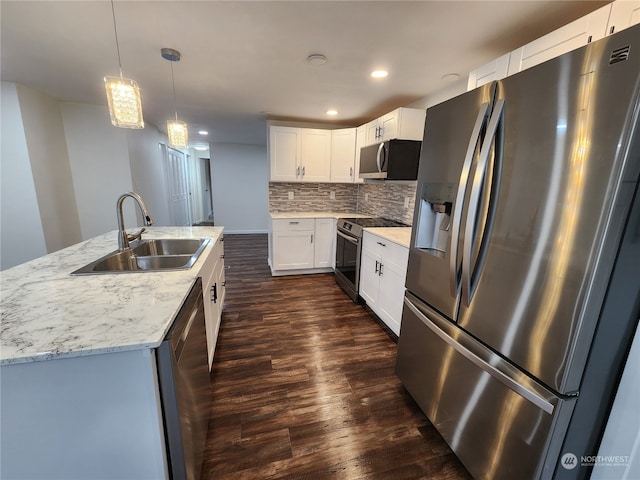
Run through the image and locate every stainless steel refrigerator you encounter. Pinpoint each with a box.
[396,24,640,480]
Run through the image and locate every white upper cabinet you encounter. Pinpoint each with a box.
[353,125,366,184]
[299,129,331,182]
[467,1,640,92]
[330,128,357,183]
[269,126,299,182]
[508,5,610,75]
[269,126,331,182]
[363,108,425,147]
[467,53,511,90]
[607,0,640,35]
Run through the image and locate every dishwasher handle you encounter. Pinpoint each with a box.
[175,298,202,362]
[167,278,205,362]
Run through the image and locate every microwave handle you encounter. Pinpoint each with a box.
[376,142,385,172]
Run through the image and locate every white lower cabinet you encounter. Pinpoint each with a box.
[314,218,336,268]
[359,231,409,336]
[270,217,337,274]
[200,237,225,368]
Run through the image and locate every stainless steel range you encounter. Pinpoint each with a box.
[335,217,408,302]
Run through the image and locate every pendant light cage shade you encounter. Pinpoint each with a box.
[167,120,188,148]
[104,76,144,129]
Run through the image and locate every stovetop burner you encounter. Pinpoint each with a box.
[337,217,409,237]
[340,217,409,228]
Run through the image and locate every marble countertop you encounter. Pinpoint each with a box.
[0,226,223,366]
[364,227,412,248]
[270,211,371,219]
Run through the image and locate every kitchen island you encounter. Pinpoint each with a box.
[0,226,223,480]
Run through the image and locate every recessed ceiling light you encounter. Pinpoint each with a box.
[441,73,461,82]
[198,130,208,135]
[371,70,388,78]
[307,54,328,66]
[194,145,208,151]
[326,109,338,116]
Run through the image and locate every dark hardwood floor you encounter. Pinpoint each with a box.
[202,234,472,480]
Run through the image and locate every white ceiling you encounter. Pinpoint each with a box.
[1,1,609,146]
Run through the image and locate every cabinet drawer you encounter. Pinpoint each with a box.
[272,218,315,231]
[363,232,409,269]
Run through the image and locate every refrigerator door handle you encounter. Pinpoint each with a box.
[404,295,555,414]
[449,102,491,298]
[462,99,505,306]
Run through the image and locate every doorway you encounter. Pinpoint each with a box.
[198,157,214,224]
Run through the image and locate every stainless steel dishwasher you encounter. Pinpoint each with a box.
[157,278,211,480]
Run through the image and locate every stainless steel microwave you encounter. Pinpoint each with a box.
[359,139,421,180]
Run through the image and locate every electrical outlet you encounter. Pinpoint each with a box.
[365,193,369,202]
[330,191,336,200]
[404,196,410,208]
[288,191,294,200]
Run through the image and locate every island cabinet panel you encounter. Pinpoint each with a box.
[0,349,168,480]
[200,237,225,368]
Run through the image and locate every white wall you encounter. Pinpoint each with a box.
[592,327,640,480]
[0,82,48,270]
[61,103,136,239]
[407,77,468,111]
[16,84,82,253]
[210,143,269,233]
[127,127,172,226]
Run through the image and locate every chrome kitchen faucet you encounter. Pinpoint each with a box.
[116,192,154,251]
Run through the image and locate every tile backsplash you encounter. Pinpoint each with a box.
[357,182,416,225]
[269,183,358,213]
[269,181,417,225]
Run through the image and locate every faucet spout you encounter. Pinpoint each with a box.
[117,192,154,251]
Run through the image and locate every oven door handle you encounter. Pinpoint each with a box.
[337,230,359,245]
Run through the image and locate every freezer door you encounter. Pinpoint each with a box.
[396,293,576,480]
[406,82,495,320]
[457,25,640,393]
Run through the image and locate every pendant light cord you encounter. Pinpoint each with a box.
[170,61,178,121]
[110,0,123,78]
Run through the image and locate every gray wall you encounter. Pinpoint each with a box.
[16,84,82,253]
[0,82,48,270]
[210,143,269,234]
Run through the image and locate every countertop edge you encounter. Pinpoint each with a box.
[363,227,412,248]
[1,226,224,366]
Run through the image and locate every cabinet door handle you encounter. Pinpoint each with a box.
[302,166,306,176]
[296,166,300,176]
[350,166,353,177]
[289,221,299,224]
[311,234,313,244]
[210,284,217,303]
[377,241,386,247]
[375,260,379,274]
[379,263,384,276]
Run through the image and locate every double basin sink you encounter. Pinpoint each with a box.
[72,238,210,275]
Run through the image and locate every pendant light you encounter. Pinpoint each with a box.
[162,48,188,148]
[103,0,144,129]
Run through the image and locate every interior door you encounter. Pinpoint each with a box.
[164,147,191,226]
[199,158,213,220]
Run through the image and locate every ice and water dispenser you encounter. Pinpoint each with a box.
[415,183,456,255]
